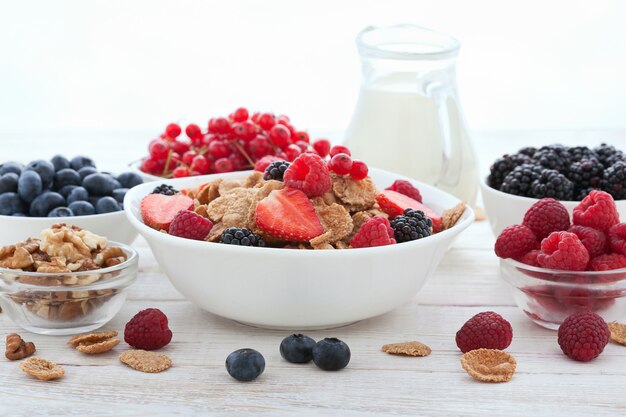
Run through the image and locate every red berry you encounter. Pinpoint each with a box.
[494,224,537,259]
[257,113,276,131]
[455,311,513,353]
[172,166,190,178]
[208,140,231,159]
[182,150,198,166]
[248,135,274,160]
[537,231,590,271]
[283,153,332,198]
[350,160,368,180]
[589,253,626,271]
[124,308,173,350]
[349,216,396,248]
[233,121,257,141]
[522,198,570,239]
[185,124,202,140]
[149,140,169,159]
[568,225,608,258]
[170,140,190,155]
[165,123,181,138]
[190,155,210,174]
[558,311,610,362]
[233,107,249,122]
[254,155,282,172]
[140,158,159,174]
[250,112,260,123]
[276,114,290,124]
[168,210,213,240]
[375,190,443,231]
[313,139,331,158]
[228,152,247,171]
[201,133,218,146]
[573,190,619,232]
[214,157,234,173]
[140,194,194,230]
[208,117,231,134]
[330,145,351,157]
[295,140,310,152]
[608,223,626,255]
[329,153,353,175]
[517,249,540,266]
[385,180,422,203]
[293,131,310,143]
[283,144,301,162]
[269,124,291,148]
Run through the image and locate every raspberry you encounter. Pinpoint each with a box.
[516,249,540,267]
[522,198,570,239]
[254,155,282,173]
[557,311,610,362]
[568,225,608,258]
[573,190,619,232]
[589,253,626,271]
[283,153,332,197]
[385,180,423,203]
[124,308,173,350]
[494,225,537,259]
[350,216,396,248]
[455,311,513,353]
[168,210,213,241]
[537,231,590,271]
[608,223,626,255]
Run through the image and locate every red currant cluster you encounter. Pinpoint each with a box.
[140,108,362,179]
[326,145,369,181]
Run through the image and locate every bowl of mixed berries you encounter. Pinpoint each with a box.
[481,143,626,235]
[131,107,336,182]
[496,191,626,329]
[124,146,474,329]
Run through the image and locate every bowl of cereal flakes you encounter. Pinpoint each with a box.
[0,223,138,335]
[125,153,474,329]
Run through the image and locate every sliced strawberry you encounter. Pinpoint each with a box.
[140,194,194,230]
[376,189,443,232]
[255,188,324,241]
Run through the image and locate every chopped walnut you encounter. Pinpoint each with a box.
[0,246,34,270]
[41,225,104,262]
[94,246,127,267]
[35,257,70,273]
[5,333,36,360]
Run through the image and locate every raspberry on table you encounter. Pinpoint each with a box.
[494,224,537,259]
[608,223,626,255]
[589,253,626,271]
[557,311,610,362]
[168,210,213,241]
[455,311,513,353]
[283,153,331,197]
[568,225,608,258]
[537,231,590,271]
[385,180,422,203]
[350,216,396,248]
[573,190,620,232]
[522,198,570,239]
[124,308,173,350]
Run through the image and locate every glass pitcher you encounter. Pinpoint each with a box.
[344,24,478,205]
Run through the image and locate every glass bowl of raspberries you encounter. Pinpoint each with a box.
[496,192,626,329]
[481,144,626,236]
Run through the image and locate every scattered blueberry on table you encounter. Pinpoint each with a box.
[225,349,266,382]
[0,155,143,217]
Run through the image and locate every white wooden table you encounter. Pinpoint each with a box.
[1,130,626,416]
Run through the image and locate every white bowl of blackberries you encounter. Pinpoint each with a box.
[481,143,626,236]
[0,155,142,245]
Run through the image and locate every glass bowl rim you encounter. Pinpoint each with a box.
[502,257,626,280]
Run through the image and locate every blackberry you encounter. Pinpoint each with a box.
[576,187,596,201]
[152,184,178,196]
[487,154,530,189]
[220,227,266,247]
[601,161,626,200]
[594,143,624,168]
[518,147,537,157]
[532,145,571,174]
[568,158,604,191]
[390,208,432,243]
[500,163,542,197]
[263,161,290,181]
[568,146,597,162]
[530,169,574,200]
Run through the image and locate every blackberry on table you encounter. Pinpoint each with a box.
[530,169,574,200]
[532,145,571,174]
[601,161,626,200]
[568,158,604,190]
[263,161,290,181]
[487,154,530,189]
[500,163,542,197]
[220,227,266,247]
[390,208,432,243]
[152,184,178,196]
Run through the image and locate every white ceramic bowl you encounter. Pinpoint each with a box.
[128,159,162,183]
[481,177,626,237]
[124,168,474,329]
[0,211,138,246]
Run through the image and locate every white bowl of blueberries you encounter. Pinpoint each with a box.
[0,155,143,245]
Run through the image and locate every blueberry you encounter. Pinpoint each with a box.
[95,196,120,213]
[50,155,70,172]
[68,201,95,216]
[0,161,24,176]
[58,184,79,199]
[26,160,55,190]
[312,338,351,371]
[54,168,81,189]
[117,172,143,189]
[67,186,89,204]
[83,173,120,196]
[112,188,128,203]
[225,349,265,382]
[48,206,74,217]
[70,156,96,171]
[0,193,26,216]
[280,334,316,364]
[0,173,19,194]
[29,192,65,217]
[78,166,98,180]
[18,170,42,203]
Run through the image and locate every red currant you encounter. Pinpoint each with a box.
[214,157,234,173]
[277,151,288,161]
[276,114,290,124]
[330,145,351,158]
[329,153,353,175]
[269,124,291,148]
[233,107,249,122]
[208,140,231,159]
[170,140,190,155]
[185,124,202,140]
[191,155,210,174]
[208,117,231,134]
[293,131,310,143]
[182,150,198,166]
[295,140,310,152]
[284,144,301,162]
[172,166,190,178]
[140,158,159,174]
[248,135,273,160]
[201,133,218,146]
[251,112,260,123]
[350,160,368,180]
[313,139,331,157]
[149,140,169,159]
[258,113,276,131]
[233,121,257,141]
[228,153,247,170]
[165,123,181,139]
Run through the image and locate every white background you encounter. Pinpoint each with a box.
[1,0,626,135]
